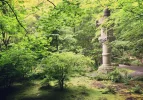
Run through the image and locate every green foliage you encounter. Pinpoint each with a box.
[102,86,116,94]
[0,16,19,34]
[108,68,123,83]
[131,84,142,94]
[95,73,109,81]
[118,56,131,65]
[110,0,143,63]
[39,0,84,34]
[54,27,78,52]
[0,48,37,88]
[130,59,142,66]
[95,68,132,84]
[41,52,93,90]
[131,39,143,60]
[38,0,92,53]
[14,33,51,59]
[109,68,132,84]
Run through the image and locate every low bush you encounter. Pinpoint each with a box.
[94,73,109,81]
[41,52,93,90]
[102,86,116,94]
[95,68,132,84]
[130,60,142,66]
[108,68,132,84]
[108,68,123,83]
[131,84,142,94]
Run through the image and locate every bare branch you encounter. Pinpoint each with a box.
[3,1,29,34]
[47,0,56,8]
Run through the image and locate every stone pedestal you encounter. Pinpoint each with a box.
[98,65,115,73]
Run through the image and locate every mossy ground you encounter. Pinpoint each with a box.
[1,75,143,100]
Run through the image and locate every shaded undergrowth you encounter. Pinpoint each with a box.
[1,76,143,100]
[1,81,93,100]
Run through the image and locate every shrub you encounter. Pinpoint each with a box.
[131,85,142,94]
[108,68,123,83]
[0,48,36,88]
[94,68,132,84]
[41,52,93,90]
[118,56,131,65]
[95,73,109,81]
[103,86,116,94]
[130,60,142,66]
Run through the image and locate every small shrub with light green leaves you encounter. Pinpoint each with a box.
[41,52,93,90]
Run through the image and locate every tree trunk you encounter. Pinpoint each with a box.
[59,78,64,90]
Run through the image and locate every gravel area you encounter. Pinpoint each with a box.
[118,64,143,77]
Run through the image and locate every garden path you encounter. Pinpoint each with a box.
[119,64,143,77]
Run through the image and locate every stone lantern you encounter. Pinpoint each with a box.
[96,8,115,73]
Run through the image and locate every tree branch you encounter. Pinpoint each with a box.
[3,1,29,34]
[47,0,56,8]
